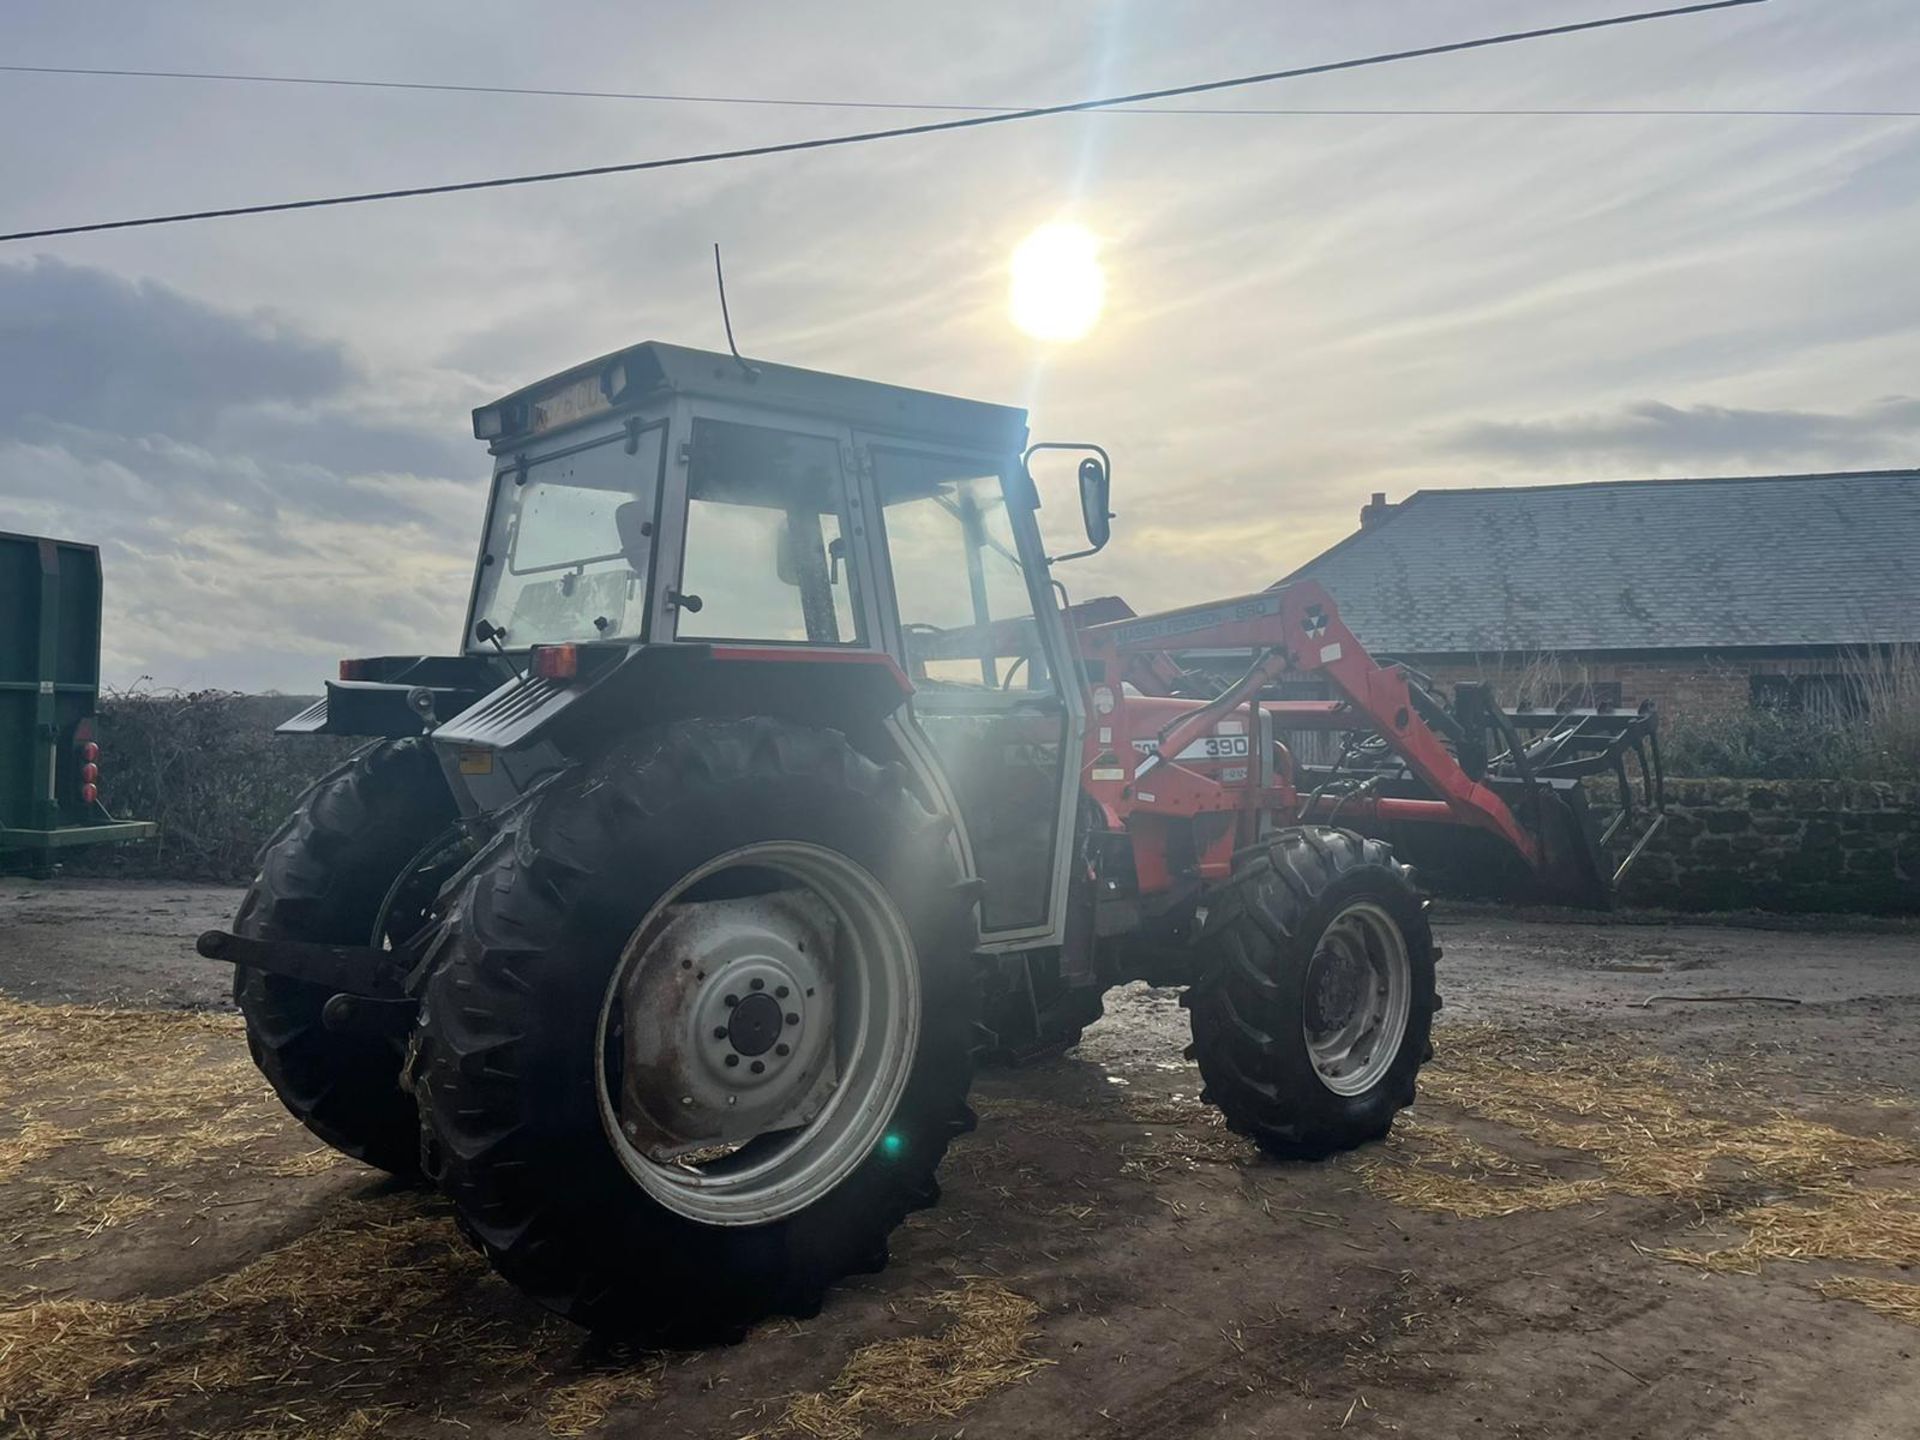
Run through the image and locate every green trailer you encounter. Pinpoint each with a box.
[0,530,156,874]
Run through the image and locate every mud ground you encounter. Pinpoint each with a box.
[2,877,1918,1439]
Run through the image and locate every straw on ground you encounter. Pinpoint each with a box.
[1358,1026,1920,1326]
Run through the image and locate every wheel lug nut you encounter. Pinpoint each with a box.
[775,985,789,999]
[750,978,765,991]
[785,1013,799,1026]
[750,1060,765,1074]
[724,994,739,1007]
[725,1054,739,1068]
[775,1043,790,1057]
[713,1026,728,1040]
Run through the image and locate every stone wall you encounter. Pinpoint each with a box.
[1407,653,1857,716]
[1615,778,1920,914]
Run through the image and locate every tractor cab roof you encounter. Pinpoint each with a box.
[473,341,1029,455]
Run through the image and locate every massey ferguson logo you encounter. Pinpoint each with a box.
[1302,604,1330,639]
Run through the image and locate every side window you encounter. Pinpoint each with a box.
[873,450,1050,692]
[677,420,861,644]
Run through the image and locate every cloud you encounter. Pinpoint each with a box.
[3,0,1919,681]
[0,259,485,692]
[0,257,349,439]
[1440,398,1920,472]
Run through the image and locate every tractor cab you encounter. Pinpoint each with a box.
[453,343,1103,946]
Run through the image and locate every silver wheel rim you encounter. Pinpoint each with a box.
[1302,900,1412,1097]
[593,841,921,1227]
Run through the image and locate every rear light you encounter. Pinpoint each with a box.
[530,644,580,682]
[339,658,372,681]
[74,729,104,807]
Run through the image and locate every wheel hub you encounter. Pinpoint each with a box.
[593,840,924,1228]
[1302,900,1413,1098]
[1307,948,1366,1034]
[615,889,837,1163]
[726,991,784,1057]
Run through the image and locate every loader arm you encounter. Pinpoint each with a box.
[1078,582,1559,887]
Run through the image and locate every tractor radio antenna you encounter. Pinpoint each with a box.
[713,243,759,378]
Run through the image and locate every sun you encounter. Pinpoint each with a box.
[1009,222,1106,343]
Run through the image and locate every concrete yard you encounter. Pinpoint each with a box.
[2,878,1918,1439]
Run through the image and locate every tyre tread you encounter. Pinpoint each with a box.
[234,737,455,1175]
[413,717,981,1337]
[1187,825,1439,1162]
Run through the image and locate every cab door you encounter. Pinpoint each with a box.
[857,439,1085,948]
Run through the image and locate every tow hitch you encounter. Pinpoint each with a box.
[196,929,415,1036]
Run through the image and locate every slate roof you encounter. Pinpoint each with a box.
[1281,470,1920,654]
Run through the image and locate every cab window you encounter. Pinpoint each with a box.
[469,430,661,648]
[676,419,861,644]
[872,450,1050,692]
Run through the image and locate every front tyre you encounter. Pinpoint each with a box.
[1186,827,1436,1160]
[412,718,981,1338]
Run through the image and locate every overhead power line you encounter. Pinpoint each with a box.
[0,0,1766,245]
[5,60,1906,120]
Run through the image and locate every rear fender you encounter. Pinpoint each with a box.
[428,643,932,817]
[277,655,503,737]
[431,644,910,750]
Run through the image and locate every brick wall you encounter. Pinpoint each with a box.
[1615,778,1919,914]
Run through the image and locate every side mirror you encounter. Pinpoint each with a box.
[1077,457,1111,552]
[1023,442,1114,563]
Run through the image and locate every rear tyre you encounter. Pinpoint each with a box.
[234,738,457,1176]
[1185,827,1435,1160]
[412,718,982,1338]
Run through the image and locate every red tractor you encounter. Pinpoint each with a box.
[200,344,1661,1338]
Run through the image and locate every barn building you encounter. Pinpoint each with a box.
[1279,469,1920,718]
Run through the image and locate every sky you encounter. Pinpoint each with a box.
[1,0,1916,692]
